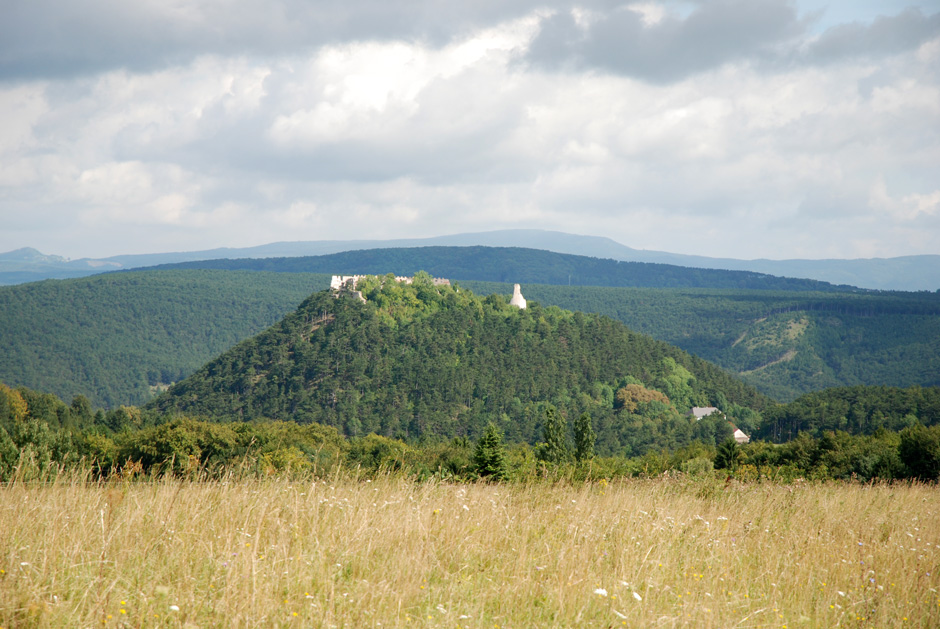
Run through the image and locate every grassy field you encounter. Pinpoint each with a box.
[1,474,938,628]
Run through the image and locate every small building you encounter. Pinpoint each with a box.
[730,424,750,444]
[691,406,750,444]
[691,406,723,420]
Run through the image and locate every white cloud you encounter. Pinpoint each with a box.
[0,2,937,260]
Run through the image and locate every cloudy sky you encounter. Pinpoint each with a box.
[1,0,938,260]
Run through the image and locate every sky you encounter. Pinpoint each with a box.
[1,0,938,261]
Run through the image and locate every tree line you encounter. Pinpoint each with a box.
[4,378,940,483]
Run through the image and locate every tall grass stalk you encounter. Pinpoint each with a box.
[1,471,937,627]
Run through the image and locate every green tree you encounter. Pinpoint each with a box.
[899,424,940,480]
[573,412,596,463]
[715,437,742,472]
[473,422,507,481]
[538,406,570,465]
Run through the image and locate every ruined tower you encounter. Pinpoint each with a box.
[509,284,527,309]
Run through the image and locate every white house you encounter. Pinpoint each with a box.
[691,406,750,444]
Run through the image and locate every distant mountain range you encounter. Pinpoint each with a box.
[142,245,857,293]
[3,230,939,291]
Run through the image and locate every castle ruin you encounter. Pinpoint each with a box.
[509,284,527,309]
[330,275,451,291]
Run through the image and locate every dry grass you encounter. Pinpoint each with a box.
[1,473,938,628]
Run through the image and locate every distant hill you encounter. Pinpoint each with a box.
[4,229,938,290]
[142,245,858,292]
[148,278,769,452]
[0,270,328,407]
[460,282,940,402]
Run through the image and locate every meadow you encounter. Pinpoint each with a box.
[1,474,938,628]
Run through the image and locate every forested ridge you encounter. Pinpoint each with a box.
[148,275,767,455]
[461,282,940,401]
[142,246,859,292]
[0,270,330,406]
[2,268,938,408]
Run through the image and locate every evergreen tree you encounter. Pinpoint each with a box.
[715,437,742,471]
[573,412,596,463]
[473,422,507,481]
[538,406,571,465]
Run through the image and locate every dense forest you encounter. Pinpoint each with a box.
[2,268,938,408]
[4,274,939,483]
[3,379,940,483]
[759,385,940,441]
[462,282,940,401]
[143,245,860,292]
[149,275,767,456]
[0,270,329,406]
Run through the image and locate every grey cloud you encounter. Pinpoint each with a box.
[525,2,940,81]
[0,0,548,81]
[7,1,936,84]
[526,0,805,82]
[805,8,940,63]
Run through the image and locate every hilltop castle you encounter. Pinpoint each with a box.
[330,275,451,291]
[330,275,529,311]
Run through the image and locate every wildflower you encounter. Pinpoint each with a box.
[169,605,180,612]
[594,588,608,597]
[633,592,642,601]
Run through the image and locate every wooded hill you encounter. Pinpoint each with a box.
[0,270,327,407]
[1,263,938,407]
[148,275,768,455]
[142,246,859,292]
[460,282,940,401]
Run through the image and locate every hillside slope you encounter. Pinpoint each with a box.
[149,277,769,452]
[0,270,329,406]
[460,282,940,401]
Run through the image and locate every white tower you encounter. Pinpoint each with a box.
[509,284,527,309]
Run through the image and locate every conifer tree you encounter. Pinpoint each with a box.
[473,422,507,481]
[574,412,596,463]
[715,437,742,471]
[538,406,571,465]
